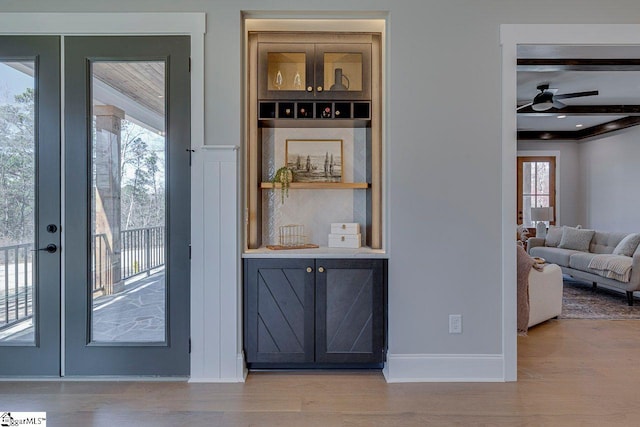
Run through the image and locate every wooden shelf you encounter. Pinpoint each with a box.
[260,182,370,190]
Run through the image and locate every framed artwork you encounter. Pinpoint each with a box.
[285,139,343,183]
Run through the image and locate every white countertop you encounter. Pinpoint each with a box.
[242,246,388,259]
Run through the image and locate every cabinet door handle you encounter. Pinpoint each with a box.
[307,86,313,92]
[306,267,313,273]
[317,86,323,92]
[318,267,325,273]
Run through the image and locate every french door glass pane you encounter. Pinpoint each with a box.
[523,196,533,227]
[0,61,35,344]
[522,162,532,195]
[90,61,166,343]
[536,162,550,194]
[535,196,550,209]
[522,160,552,227]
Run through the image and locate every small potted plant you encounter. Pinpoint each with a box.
[272,166,293,204]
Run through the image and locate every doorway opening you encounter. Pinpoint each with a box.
[502,25,640,380]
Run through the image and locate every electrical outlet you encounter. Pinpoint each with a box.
[449,314,462,334]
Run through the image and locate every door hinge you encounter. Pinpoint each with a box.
[189,57,191,73]
[189,244,192,260]
[186,148,195,166]
[189,338,192,354]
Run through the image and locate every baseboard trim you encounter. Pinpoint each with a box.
[188,377,242,383]
[238,353,248,382]
[187,354,245,383]
[0,376,189,382]
[383,353,505,382]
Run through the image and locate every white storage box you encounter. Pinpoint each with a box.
[330,223,360,235]
[328,233,362,248]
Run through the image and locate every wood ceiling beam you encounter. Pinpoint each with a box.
[517,105,640,116]
[518,116,640,141]
[517,130,576,140]
[518,58,640,71]
[576,116,640,139]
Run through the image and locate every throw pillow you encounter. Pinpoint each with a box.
[613,233,640,257]
[545,226,564,247]
[558,227,595,252]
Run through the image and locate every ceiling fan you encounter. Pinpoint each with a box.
[517,84,599,112]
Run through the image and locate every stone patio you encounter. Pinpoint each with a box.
[0,270,165,343]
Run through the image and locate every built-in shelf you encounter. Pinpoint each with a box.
[247,32,383,251]
[258,119,371,128]
[260,182,370,189]
[258,100,371,128]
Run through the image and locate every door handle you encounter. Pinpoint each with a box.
[31,244,58,254]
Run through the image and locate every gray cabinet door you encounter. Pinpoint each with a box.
[244,258,315,363]
[315,259,385,363]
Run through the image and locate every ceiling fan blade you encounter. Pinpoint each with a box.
[516,102,533,111]
[552,99,566,109]
[555,90,599,100]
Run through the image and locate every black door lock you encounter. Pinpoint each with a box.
[32,244,58,253]
[47,224,58,233]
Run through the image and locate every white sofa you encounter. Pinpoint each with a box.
[529,227,640,305]
[528,263,563,328]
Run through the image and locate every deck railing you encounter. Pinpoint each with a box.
[120,226,165,280]
[92,226,165,294]
[2,226,165,331]
[0,243,33,331]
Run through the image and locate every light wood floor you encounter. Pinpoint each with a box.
[2,319,640,426]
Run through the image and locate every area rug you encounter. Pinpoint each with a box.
[560,277,640,319]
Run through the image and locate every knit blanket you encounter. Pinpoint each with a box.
[517,245,543,335]
[588,254,633,283]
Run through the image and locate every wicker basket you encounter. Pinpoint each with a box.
[279,224,305,247]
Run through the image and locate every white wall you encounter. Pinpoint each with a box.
[579,127,640,232]
[517,141,581,227]
[6,0,640,381]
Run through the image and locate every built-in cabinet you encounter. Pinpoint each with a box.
[244,258,386,367]
[258,42,371,101]
[246,31,382,250]
[244,30,386,369]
